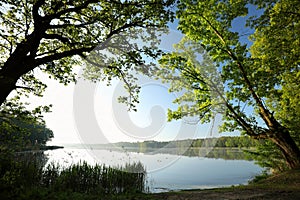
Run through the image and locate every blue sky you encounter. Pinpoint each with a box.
[37,27,221,145]
[24,4,263,145]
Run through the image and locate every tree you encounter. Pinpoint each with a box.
[247,0,300,171]
[0,0,175,108]
[0,97,52,190]
[158,0,300,169]
[11,119,53,146]
[0,96,52,150]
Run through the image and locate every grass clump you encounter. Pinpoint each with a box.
[0,153,147,199]
[44,161,147,194]
[248,170,271,184]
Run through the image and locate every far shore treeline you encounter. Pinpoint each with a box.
[93,136,260,150]
[76,136,261,161]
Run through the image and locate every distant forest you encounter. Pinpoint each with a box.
[110,136,260,149]
[92,136,260,160]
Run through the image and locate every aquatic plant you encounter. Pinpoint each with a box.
[0,154,147,197]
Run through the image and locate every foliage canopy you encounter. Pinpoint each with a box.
[0,0,175,108]
[157,0,300,170]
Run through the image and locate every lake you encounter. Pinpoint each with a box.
[44,145,263,193]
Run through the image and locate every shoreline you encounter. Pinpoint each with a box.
[17,145,64,153]
[148,169,300,200]
[40,145,64,150]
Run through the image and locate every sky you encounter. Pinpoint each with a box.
[17,4,263,145]
[21,27,226,145]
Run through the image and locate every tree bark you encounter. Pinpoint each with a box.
[0,75,18,106]
[271,128,300,169]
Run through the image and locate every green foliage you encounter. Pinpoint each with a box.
[158,37,223,123]
[248,170,271,184]
[43,161,146,194]
[0,96,53,194]
[156,0,300,169]
[0,152,47,194]
[0,158,147,199]
[0,96,53,151]
[158,0,260,133]
[114,136,259,150]
[0,2,172,198]
[248,0,300,170]
[246,140,291,172]
[0,118,53,148]
[249,0,300,126]
[0,0,175,109]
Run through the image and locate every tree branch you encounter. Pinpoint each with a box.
[32,0,45,23]
[43,34,70,43]
[49,18,99,29]
[201,15,277,130]
[45,0,98,20]
[207,77,258,137]
[184,103,212,116]
[15,85,35,91]
[34,46,94,66]
[36,46,64,57]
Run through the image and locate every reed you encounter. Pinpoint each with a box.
[1,154,147,196]
[44,161,147,194]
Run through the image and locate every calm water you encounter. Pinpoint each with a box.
[44,145,263,193]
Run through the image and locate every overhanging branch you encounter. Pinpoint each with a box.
[43,34,70,43]
[201,15,277,130]
[34,46,95,66]
[15,85,35,91]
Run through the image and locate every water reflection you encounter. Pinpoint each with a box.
[44,146,263,192]
[59,143,253,160]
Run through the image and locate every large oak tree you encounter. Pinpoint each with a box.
[0,0,174,107]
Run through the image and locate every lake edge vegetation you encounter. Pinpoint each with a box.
[0,156,147,200]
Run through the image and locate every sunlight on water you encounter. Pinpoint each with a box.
[44,147,263,193]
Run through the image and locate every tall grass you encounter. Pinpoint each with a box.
[43,161,147,194]
[0,153,147,197]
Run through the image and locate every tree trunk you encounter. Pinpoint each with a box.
[0,75,18,106]
[271,128,300,170]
